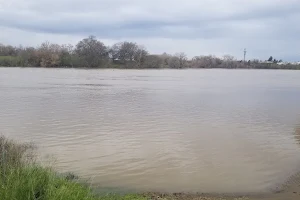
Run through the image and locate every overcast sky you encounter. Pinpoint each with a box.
[0,0,299,61]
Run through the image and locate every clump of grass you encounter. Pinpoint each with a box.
[0,136,35,168]
[0,136,147,200]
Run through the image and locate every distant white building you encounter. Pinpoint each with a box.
[277,62,286,65]
[259,61,272,64]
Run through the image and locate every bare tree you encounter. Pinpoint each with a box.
[110,41,139,63]
[75,35,108,68]
[168,52,188,68]
[220,54,236,68]
[143,55,163,68]
[109,42,122,62]
[223,54,235,62]
[191,55,222,68]
[158,53,171,67]
[167,56,180,68]
[177,52,188,68]
[34,41,62,67]
[61,44,74,54]
[134,45,148,67]
[60,44,75,67]
[121,42,139,62]
[0,44,17,56]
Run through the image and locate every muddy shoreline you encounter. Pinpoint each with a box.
[143,171,300,200]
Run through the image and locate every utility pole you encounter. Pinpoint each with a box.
[244,48,247,63]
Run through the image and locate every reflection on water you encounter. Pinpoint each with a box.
[1,68,300,194]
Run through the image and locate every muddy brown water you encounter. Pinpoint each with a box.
[1,68,300,194]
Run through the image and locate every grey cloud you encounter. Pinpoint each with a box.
[0,0,299,61]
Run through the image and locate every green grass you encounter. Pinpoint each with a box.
[0,136,147,200]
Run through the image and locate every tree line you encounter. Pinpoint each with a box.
[0,36,299,69]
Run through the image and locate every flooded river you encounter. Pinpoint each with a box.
[1,68,300,194]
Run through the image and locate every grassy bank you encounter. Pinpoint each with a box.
[0,136,147,200]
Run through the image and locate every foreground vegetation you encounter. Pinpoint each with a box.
[0,136,147,200]
[0,36,299,69]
